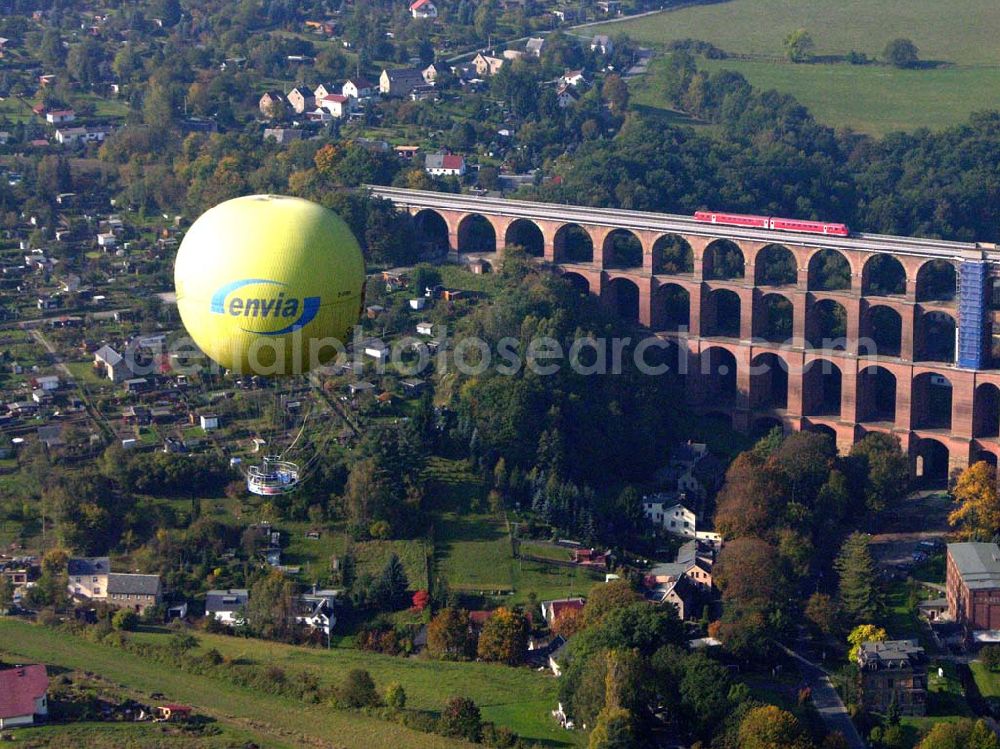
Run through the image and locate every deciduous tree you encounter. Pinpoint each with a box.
[427,608,473,660]
[477,608,529,665]
[949,461,1000,539]
[737,705,813,749]
[884,38,919,68]
[847,624,887,664]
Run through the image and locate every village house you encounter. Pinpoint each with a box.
[0,665,48,729]
[106,573,162,613]
[342,77,376,99]
[32,375,59,392]
[379,68,426,97]
[555,84,578,108]
[68,556,110,599]
[472,52,505,77]
[295,590,339,636]
[286,86,315,114]
[946,541,1000,631]
[54,126,109,145]
[643,498,696,537]
[45,109,75,124]
[646,572,697,619]
[313,83,338,100]
[94,344,131,383]
[425,153,466,177]
[258,91,286,117]
[206,589,249,625]
[319,93,352,118]
[561,70,587,87]
[644,538,718,615]
[526,37,545,57]
[409,0,438,19]
[540,597,585,627]
[857,640,927,716]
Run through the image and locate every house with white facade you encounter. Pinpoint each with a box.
[409,0,438,18]
[206,589,249,625]
[319,93,352,118]
[424,153,466,176]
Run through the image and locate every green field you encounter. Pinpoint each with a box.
[697,59,1000,134]
[0,619,579,748]
[595,0,1000,64]
[594,0,1000,133]
[10,721,262,748]
[0,619,465,749]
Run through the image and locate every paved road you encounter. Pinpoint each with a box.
[777,645,868,749]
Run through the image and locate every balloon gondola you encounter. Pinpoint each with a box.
[247,455,301,496]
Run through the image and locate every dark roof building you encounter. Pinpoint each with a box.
[67,556,110,576]
[106,572,162,613]
[857,640,927,716]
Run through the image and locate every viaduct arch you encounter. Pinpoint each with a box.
[374,185,1000,476]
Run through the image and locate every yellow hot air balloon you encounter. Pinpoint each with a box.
[174,195,365,376]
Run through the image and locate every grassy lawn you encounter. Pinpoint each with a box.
[353,538,432,591]
[437,265,503,296]
[0,619,466,749]
[63,360,108,386]
[9,721,262,748]
[436,513,514,593]
[971,661,1000,697]
[121,625,580,747]
[591,0,1000,65]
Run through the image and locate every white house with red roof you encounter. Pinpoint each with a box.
[410,0,438,18]
[319,93,352,118]
[45,109,75,124]
[0,664,49,728]
[424,153,465,177]
[540,597,586,627]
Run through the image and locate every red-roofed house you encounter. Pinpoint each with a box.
[425,153,466,177]
[410,0,438,18]
[319,93,352,118]
[0,664,49,728]
[540,597,585,627]
[45,109,75,124]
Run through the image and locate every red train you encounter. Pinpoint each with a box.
[694,211,850,237]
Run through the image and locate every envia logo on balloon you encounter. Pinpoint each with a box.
[210,278,320,336]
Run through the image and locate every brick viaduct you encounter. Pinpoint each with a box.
[370,186,1000,483]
